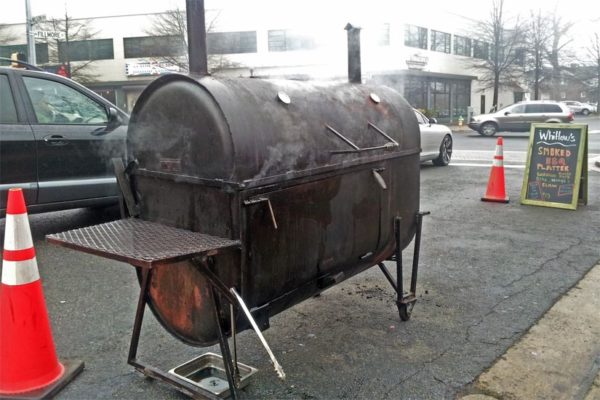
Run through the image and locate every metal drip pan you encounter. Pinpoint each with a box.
[168,353,258,398]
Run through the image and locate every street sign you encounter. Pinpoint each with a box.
[31,31,65,40]
[520,123,588,210]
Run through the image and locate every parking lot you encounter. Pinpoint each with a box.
[3,148,598,399]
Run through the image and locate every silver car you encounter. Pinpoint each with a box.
[561,101,597,115]
[414,109,453,166]
[468,100,573,136]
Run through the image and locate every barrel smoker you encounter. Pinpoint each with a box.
[47,16,429,400]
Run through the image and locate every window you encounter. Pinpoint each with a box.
[431,30,450,53]
[544,104,562,113]
[431,80,450,118]
[510,104,526,113]
[0,43,49,65]
[514,48,526,66]
[378,23,390,46]
[454,35,471,57]
[23,77,108,125]
[59,39,114,62]
[525,104,561,113]
[581,92,586,98]
[0,75,18,123]
[404,25,427,49]
[414,110,427,124]
[124,36,184,59]
[268,30,315,52]
[473,40,489,60]
[208,31,257,54]
[404,77,427,110]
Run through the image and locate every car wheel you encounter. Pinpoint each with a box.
[582,109,590,116]
[433,134,452,166]
[479,122,498,136]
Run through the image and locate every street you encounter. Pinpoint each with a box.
[1,118,599,399]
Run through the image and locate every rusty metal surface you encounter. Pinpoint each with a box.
[128,74,420,185]
[46,218,240,268]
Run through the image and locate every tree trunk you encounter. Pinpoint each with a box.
[534,52,540,100]
[493,72,500,109]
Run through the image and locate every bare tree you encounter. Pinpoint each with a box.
[144,9,189,71]
[468,0,525,109]
[145,8,238,74]
[585,32,600,104]
[34,13,100,83]
[524,10,552,100]
[545,13,574,99]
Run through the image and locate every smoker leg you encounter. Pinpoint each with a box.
[127,267,150,365]
[379,212,429,321]
[211,287,240,399]
[127,267,222,400]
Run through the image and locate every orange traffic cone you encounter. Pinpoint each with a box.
[481,137,509,203]
[0,188,83,398]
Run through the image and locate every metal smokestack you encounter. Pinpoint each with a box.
[345,23,362,84]
[186,0,208,76]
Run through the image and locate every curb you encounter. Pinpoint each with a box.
[461,263,600,400]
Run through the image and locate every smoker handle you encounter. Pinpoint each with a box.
[372,169,387,190]
[326,123,399,154]
[243,197,278,229]
[230,288,286,380]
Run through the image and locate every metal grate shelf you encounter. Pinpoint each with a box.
[47,218,240,268]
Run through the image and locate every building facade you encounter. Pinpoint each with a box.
[1,5,526,121]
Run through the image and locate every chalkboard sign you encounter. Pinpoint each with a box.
[520,123,588,210]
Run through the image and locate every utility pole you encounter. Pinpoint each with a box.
[25,0,36,65]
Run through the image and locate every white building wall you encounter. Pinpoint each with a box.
[2,6,526,117]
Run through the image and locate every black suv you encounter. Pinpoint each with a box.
[0,66,128,215]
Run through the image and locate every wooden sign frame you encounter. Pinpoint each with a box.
[520,123,588,210]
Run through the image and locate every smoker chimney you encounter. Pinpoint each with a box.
[186,0,208,76]
[345,23,362,84]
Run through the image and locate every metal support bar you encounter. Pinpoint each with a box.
[230,288,286,380]
[378,212,429,321]
[127,268,150,363]
[377,262,396,292]
[126,266,222,400]
[394,217,404,298]
[367,122,399,146]
[211,286,239,399]
[411,211,430,294]
[325,124,360,150]
[191,257,238,305]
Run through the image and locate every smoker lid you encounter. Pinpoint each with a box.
[128,74,419,188]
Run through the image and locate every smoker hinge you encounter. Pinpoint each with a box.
[112,158,140,217]
[243,197,278,229]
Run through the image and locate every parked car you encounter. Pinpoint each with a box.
[414,109,453,166]
[0,64,128,216]
[468,100,573,136]
[561,100,597,115]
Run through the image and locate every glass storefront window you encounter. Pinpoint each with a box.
[403,76,471,123]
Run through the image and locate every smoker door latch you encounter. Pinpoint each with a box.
[372,168,387,190]
[243,197,278,230]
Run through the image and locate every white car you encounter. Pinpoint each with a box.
[561,101,596,115]
[414,109,453,166]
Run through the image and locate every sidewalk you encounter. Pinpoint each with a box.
[460,263,600,400]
